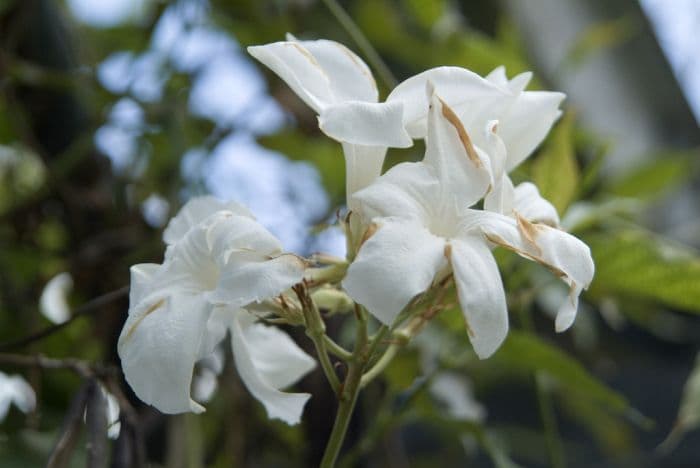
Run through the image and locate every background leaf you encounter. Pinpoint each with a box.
[586,229,700,313]
[532,112,579,215]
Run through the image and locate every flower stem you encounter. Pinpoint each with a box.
[311,330,342,393]
[324,335,353,361]
[296,285,341,393]
[359,342,398,388]
[321,0,398,89]
[320,305,369,468]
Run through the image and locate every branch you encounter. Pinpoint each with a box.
[0,286,128,352]
[0,352,115,379]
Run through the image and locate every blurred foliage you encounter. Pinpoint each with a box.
[0,0,699,467]
[532,112,580,214]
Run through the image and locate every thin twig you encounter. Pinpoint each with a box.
[0,286,128,352]
[0,352,114,379]
[321,0,398,89]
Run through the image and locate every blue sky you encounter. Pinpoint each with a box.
[68,0,345,255]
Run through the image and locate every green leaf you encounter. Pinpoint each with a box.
[495,331,635,418]
[607,152,695,200]
[532,112,579,215]
[586,229,700,313]
[403,0,445,30]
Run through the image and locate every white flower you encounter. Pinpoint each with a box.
[323,64,565,226]
[0,372,35,421]
[39,272,73,324]
[247,35,412,202]
[118,197,315,425]
[343,91,594,358]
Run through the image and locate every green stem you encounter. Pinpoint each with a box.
[320,306,369,468]
[360,343,398,388]
[321,0,398,89]
[300,289,341,393]
[324,335,353,361]
[311,330,341,393]
[366,325,389,360]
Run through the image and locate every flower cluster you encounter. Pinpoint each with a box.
[119,35,594,425]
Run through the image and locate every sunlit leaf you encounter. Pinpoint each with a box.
[586,229,700,313]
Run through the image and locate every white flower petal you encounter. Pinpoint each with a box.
[295,38,378,104]
[157,222,219,294]
[503,71,533,94]
[39,272,73,324]
[341,143,387,203]
[470,211,594,331]
[387,66,509,138]
[343,218,447,324]
[424,92,492,206]
[501,91,565,171]
[128,263,160,306]
[230,313,312,425]
[236,311,316,389]
[319,101,412,148]
[449,237,509,359]
[101,386,121,439]
[0,372,36,421]
[192,368,219,404]
[205,212,284,264]
[513,182,560,226]
[163,196,253,245]
[484,175,515,217]
[352,161,437,223]
[209,254,305,307]
[118,293,214,414]
[247,41,333,112]
[485,66,508,87]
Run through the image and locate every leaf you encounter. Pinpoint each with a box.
[403,0,445,30]
[495,331,636,419]
[532,112,579,215]
[585,229,700,313]
[559,393,635,454]
[607,152,695,200]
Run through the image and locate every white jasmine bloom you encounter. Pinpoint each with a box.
[0,372,36,421]
[248,35,412,201]
[39,272,73,324]
[343,92,594,358]
[385,66,564,226]
[323,64,564,226]
[118,197,315,425]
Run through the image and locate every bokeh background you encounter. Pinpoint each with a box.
[1,0,699,466]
